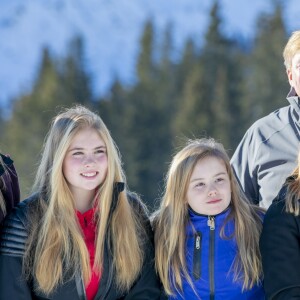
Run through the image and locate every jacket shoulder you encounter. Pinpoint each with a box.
[127,192,149,216]
[246,105,291,138]
[263,196,298,230]
[0,194,39,256]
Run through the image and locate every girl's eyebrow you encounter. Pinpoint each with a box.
[190,172,227,182]
[68,145,106,152]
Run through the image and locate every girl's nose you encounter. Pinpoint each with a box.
[208,184,218,197]
[83,155,96,167]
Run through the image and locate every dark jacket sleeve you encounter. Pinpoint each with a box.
[124,193,161,300]
[260,200,300,299]
[124,253,161,300]
[0,202,33,299]
[0,155,20,224]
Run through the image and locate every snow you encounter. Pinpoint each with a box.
[0,0,299,108]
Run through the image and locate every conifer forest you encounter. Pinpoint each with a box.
[1,2,291,210]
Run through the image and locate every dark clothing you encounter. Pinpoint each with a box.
[0,183,161,300]
[0,154,20,223]
[231,88,300,209]
[260,182,300,299]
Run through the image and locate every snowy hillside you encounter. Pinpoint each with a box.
[0,0,299,107]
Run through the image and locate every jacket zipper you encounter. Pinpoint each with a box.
[193,232,202,280]
[208,216,215,300]
[101,263,113,299]
[81,275,87,300]
[75,272,87,300]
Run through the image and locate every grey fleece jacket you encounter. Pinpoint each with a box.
[231,87,300,209]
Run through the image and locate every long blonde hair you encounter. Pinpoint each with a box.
[284,150,300,215]
[0,155,7,215]
[154,138,264,296]
[24,105,144,294]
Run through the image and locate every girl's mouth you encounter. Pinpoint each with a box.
[207,199,221,204]
[81,171,98,178]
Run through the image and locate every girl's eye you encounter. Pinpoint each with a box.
[73,151,83,156]
[216,177,224,183]
[95,149,105,154]
[195,182,205,188]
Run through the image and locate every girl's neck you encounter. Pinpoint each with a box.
[188,204,231,217]
[73,190,95,213]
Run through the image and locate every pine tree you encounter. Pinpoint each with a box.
[96,78,129,155]
[175,38,197,95]
[61,36,93,107]
[246,1,288,120]
[116,20,175,209]
[136,20,156,85]
[2,49,63,196]
[2,39,94,197]
[174,0,245,149]
[174,65,210,141]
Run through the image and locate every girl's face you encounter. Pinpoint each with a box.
[63,127,108,201]
[186,156,231,215]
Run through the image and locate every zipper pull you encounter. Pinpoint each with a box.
[207,216,215,230]
[193,232,202,280]
[195,234,201,250]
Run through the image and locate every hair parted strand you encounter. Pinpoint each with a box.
[0,155,8,215]
[284,150,300,216]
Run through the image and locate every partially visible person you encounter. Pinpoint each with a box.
[153,138,265,299]
[0,105,160,300]
[231,30,300,209]
[0,153,20,224]
[260,150,300,299]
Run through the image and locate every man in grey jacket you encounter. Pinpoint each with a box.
[231,30,300,209]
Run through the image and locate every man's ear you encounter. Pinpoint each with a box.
[287,69,293,86]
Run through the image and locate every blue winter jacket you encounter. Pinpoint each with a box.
[169,207,265,300]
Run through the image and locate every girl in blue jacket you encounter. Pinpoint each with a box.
[153,138,265,299]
